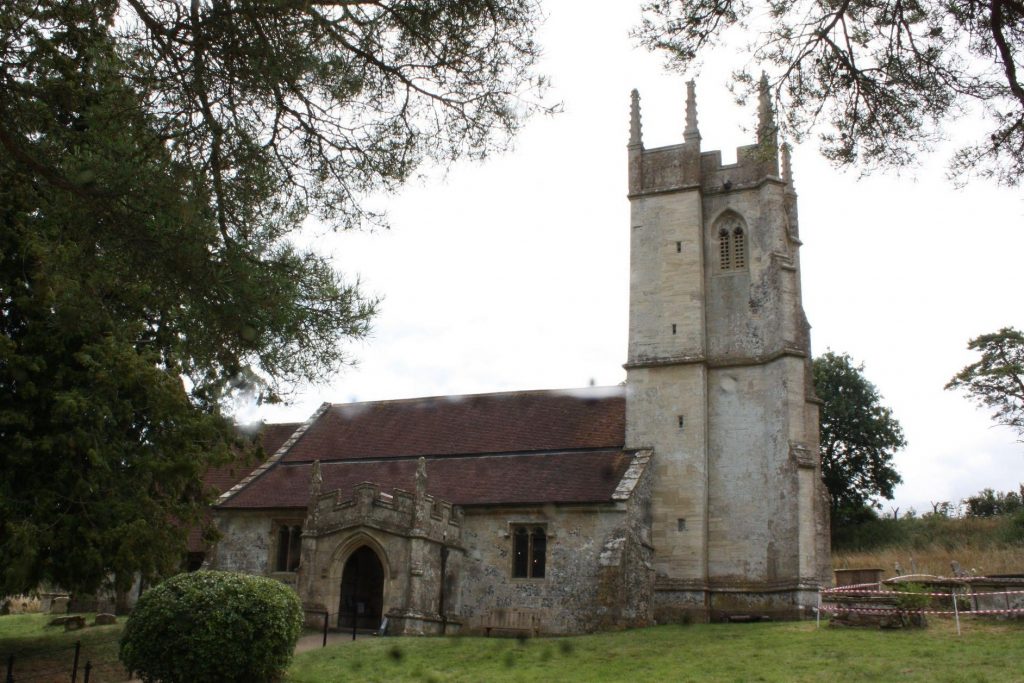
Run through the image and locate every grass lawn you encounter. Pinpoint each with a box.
[0,613,128,682]
[287,619,1024,682]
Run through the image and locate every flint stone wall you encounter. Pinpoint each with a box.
[456,454,653,635]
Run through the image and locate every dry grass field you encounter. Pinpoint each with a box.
[834,544,1024,579]
[833,514,1024,578]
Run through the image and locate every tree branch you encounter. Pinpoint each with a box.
[989,0,1024,106]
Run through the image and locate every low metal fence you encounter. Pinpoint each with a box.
[2,634,125,683]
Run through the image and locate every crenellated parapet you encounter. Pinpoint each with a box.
[698,142,780,195]
[627,79,784,198]
[306,480,463,548]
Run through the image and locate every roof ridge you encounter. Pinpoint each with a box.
[324,385,625,410]
[236,419,303,430]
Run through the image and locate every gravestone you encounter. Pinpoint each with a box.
[50,596,69,614]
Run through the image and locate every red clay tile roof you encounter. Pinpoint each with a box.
[220,449,632,509]
[187,422,300,552]
[217,387,631,509]
[201,422,299,493]
[280,387,625,462]
[197,419,299,493]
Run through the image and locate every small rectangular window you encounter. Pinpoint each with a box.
[676,241,682,253]
[677,518,687,531]
[274,521,303,572]
[677,415,685,430]
[275,526,290,571]
[513,528,529,578]
[511,525,547,579]
[671,324,677,335]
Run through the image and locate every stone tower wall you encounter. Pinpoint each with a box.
[625,83,830,621]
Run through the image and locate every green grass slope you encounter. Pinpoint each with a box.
[287,621,1024,683]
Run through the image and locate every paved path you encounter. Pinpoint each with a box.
[294,630,367,653]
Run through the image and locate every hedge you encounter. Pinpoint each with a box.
[120,570,303,683]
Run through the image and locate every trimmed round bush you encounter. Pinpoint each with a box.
[120,570,303,683]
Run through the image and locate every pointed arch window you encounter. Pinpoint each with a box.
[716,216,748,272]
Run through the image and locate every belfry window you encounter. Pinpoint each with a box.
[512,525,547,579]
[718,228,731,270]
[274,522,303,572]
[732,226,746,269]
[716,217,748,272]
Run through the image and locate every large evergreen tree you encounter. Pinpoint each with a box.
[0,0,544,594]
[813,352,906,521]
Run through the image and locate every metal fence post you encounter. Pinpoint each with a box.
[70,640,81,683]
[6,653,14,683]
[952,587,961,636]
[323,611,329,648]
[83,661,92,683]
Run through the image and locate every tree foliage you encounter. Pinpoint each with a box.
[120,570,303,683]
[946,327,1024,440]
[636,0,1024,185]
[962,486,1024,517]
[0,0,544,594]
[813,351,906,519]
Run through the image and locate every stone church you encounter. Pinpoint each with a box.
[199,83,832,635]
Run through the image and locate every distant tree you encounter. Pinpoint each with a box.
[636,0,1024,185]
[946,327,1024,440]
[0,0,545,596]
[962,486,1024,517]
[813,352,907,523]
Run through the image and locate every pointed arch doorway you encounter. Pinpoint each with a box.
[339,546,385,629]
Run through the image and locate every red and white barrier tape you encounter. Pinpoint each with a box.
[820,604,1024,616]
[825,587,1024,598]
[826,575,1022,590]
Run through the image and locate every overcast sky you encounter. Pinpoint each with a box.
[248,0,1024,516]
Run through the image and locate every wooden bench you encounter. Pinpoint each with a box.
[483,608,541,638]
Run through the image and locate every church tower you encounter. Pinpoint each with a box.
[624,80,831,621]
